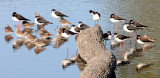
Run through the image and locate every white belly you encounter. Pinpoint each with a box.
[35,18,43,25]
[93,14,100,21]
[61,33,71,38]
[108,35,112,39]
[137,39,144,44]
[12,17,20,21]
[70,27,78,33]
[110,18,119,22]
[51,12,60,18]
[115,37,123,42]
[123,25,133,32]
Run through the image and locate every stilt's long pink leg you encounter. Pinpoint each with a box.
[135,31,137,49]
[122,41,126,55]
[19,21,21,30]
[120,42,122,59]
[142,45,144,63]
[130,32,132,51]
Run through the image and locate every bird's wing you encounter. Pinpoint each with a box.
[55,11,68,17]
[113,15,125,20]
[15,14,30,21]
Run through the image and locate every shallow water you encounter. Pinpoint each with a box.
[0,0,160,78]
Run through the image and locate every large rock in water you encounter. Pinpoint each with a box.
[76,25,117,78]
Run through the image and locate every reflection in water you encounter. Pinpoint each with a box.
[53,38,67,48]
[136,43,155,72]
[5,34,13,43]
[34,46,46,55]
[62,59,72,69]
[12,38,25,50]
[75,55,87,71]
[24,40,36,50]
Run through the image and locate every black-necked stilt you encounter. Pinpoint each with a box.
[114,33,130,55]
[123,23,142,50]
[136,35,155,45]
[35,16,53,29]
[78,21,90,30]
[136,35,155,51]
[89,10,100,25]
[51,9,68,28]
[35,12,53,25]
[110,14,126,32]
[61,28,75,39]
[12,12,30,29]
[102,31,112,40]
[70,25,80,34]
[102,31,112,45]
[60,17,71,26]
[22,21,34,28]
[61,28,75,60]
[5,25,13,34]
[129,20,148,28]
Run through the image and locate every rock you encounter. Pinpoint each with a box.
[76,25,117,78]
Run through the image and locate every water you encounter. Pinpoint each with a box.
[0,0,160,78]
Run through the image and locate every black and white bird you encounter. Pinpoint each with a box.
[78,21,90,31]
[70,25,80,34]
[102,31,112,40]
[129,20,148,28]
[110,14,126,32]
[35,16,53,29]
[136,35,155,45]
[61,28,75,39]
[35,12,53,25]
[51,9,68,28]
[89,10,100,25]
[12,12,30,29]
[61,28,75,59]
[123,23,142,49]
[114,33,130,54]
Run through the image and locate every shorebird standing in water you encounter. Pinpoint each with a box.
[114,33,130,55]
[35,15,53,30]
[110,14,126,32]
[89,10,100,25]
[51,9,68,28]
[136,35,155,51]
[12,12,30,29]
[123,23,142,50]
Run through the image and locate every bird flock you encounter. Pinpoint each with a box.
[4,9,155,70]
